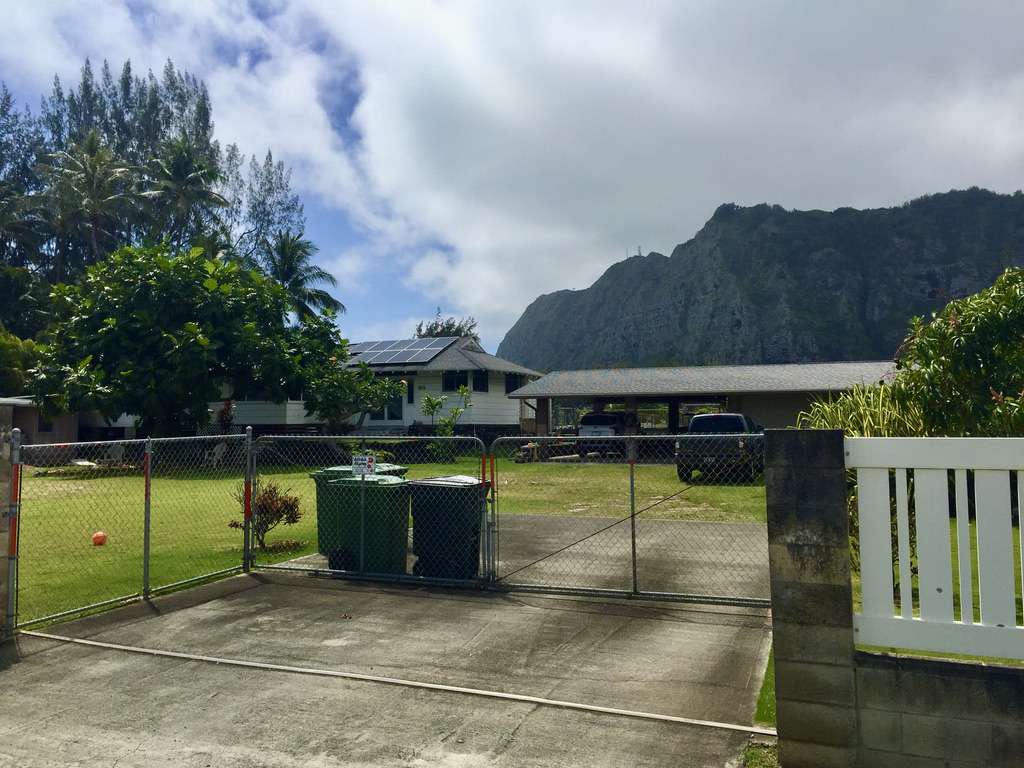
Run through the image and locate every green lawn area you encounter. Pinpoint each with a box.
[15,457,765,625]
[754,650,776,725]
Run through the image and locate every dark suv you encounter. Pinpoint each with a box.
[675,413,763,483]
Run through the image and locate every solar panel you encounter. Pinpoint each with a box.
[349,337,459,366]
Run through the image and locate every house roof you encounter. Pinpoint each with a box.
[348,337,542,377]
[507,360,896,399]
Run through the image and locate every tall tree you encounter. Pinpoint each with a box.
[415,308,480,342]
[262,231,343,318]
[141,135,227,249]
[39,130,137,273]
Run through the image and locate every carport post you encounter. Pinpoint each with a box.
[142,437,153,597]
[628,438,638,594]
[242,426,253,572]
[4,428,21,638]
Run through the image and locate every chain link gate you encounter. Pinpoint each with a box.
[488,435,770,606]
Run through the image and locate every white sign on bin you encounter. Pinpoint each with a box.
[352,454,376,476]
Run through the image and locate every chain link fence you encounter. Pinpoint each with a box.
[8,428,770,629]
[490,434,769,604]
[12,432,248,627]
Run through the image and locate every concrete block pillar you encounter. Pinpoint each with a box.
[0,405,13,638]
[764,429,857,768]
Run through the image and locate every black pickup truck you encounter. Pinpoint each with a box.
[675,413,764,483]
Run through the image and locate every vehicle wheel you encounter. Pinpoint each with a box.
[676,464,692,482]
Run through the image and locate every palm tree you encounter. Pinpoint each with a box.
[141,136,227,249]
[262,230,344,319]
[41,130,137,266]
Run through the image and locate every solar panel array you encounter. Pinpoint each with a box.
[348,336,459,365]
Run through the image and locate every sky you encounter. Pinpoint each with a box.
[3,1,1024,351]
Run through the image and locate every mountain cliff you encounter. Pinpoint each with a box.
[496,188,1024,371]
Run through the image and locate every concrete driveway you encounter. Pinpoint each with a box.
[496,515,769,599]
[1,571,771,768]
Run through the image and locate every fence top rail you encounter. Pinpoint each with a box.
[20,433,249,451]
[255,433,485,445]
[21,438,149,451]
[488,433,761,449]
[845,436,1024,470]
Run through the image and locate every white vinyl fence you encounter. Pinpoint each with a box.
[847,437,1024,660]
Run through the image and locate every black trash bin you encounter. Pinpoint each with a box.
[410,475,487,580]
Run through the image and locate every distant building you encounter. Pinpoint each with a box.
[508,360,896,433]
[223,337,541,437]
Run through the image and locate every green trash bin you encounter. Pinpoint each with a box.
[410,475,487,580]
[310,464,408,555]
[316,475,410,574]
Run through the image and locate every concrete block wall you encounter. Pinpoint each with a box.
[765,429,1024,768]
[856,652,1024,767]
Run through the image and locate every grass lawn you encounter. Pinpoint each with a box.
[754,650,776,725]
[15,457,765,624]
[741,743,778,768]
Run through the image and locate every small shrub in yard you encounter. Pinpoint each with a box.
[229,481,302,550]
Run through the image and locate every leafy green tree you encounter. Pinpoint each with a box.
[32,244,300,435]
[895,267,1024,435]
[0,266,50,339]
[0,329,37,395]
[415,308,479,341]
[262,230,343,318]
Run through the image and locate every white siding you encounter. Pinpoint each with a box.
[218,400,320,426]
[215,372,525,430]
[357,371,522,429]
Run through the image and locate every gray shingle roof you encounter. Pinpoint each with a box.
[348,337,542,377]
[508,360,896,399]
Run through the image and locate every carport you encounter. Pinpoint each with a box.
[509,360,895,433]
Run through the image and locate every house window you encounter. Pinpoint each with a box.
[442,370,468,392]
[406,379,415,404]
[504,373,524,394]
[472,370,489,392]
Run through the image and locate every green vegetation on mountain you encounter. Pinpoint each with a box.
[497,189,1024,370]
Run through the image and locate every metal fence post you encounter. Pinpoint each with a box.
[242,426,253,572]
[628,438,639,595]
[142,436,153,597]
[489,450,498,582]
[5,428,21,637]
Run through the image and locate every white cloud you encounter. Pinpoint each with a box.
[322,248,371,295]
[339,316,422,345]
[4,2,1024,344]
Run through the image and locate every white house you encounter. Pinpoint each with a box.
[221,336,541,436]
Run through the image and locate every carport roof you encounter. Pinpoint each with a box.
[507,360,896,399]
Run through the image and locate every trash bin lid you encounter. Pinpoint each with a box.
[409,474,483,487]
[330,474,407,485]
